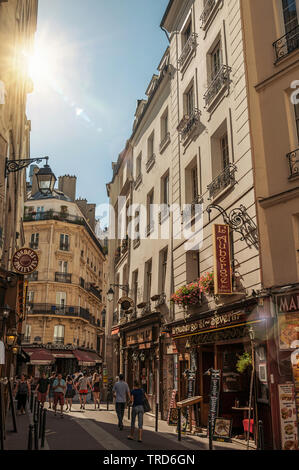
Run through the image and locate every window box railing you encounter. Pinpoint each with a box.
[88,284,102,302]
[53,337,64,345]
[55,272,72,283]
[273,25,299,63]
[177,108,202,141]
[26,303,93,323]
[286,148,299,179]
[23,336,31,344]
[159,132,170,153]
[178,33,198,70]
[146,154,156,173]
[207,164,237,200]
[203,65,232,109]
[134,174,142,190]
[200,0,221,30]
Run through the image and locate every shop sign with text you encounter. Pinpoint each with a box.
[213,224,232,295]
[12,248,38,274]
[275,292,299,350]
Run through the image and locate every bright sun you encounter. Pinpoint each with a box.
[28,43,57,88]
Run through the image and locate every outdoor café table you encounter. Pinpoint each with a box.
[176,396,203,433]
[231,407,254,439]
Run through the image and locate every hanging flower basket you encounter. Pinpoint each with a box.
[171,281,202,307]
[198,272,214,295]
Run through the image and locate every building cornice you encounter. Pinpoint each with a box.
[258,185,299,209]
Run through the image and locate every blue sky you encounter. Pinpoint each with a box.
[27,0,169,213]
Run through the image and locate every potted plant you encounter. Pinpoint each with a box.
[236,352,252,374]
[198,272,214,295]
[171,281,202,308]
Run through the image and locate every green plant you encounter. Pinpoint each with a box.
[236,352,252,374]
[171,281,202,307]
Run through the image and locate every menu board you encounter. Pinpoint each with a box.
[278,313,299,350]
[208,369,221,436]
[278,383,298,450]
[292,349,299,428]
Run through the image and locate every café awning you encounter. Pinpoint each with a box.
[23,348,55,365]
[51,351,75,359]
[73,350,101,366]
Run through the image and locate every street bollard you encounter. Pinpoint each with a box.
[39,405,43,438]
[34,422,39,450]
[155,403,159,432]
[258,420,265,450]
[27,424,33,450]
[128,404,131,420]
[30,393,34,413]
[177,408,181,442]
[41,409,47,449]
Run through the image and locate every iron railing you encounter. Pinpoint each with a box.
[55,272,72,283]
[273,25,299,62]
[200,0,220,29]
[177,108,201,141]
[88,285,102,302]
[27,303,92,321]
[203,64,232,108]
[25,271,38,281]
[159,132,170,153]
[146,154,156,172]
[133,237,140,249]
[53,337,64,345]
[178,33,198,70]
[207,164,237,200]
[286,148,299,179]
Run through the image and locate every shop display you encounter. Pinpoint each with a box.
[291,349,299,427]
[278,383,298,450]
[278,313,299,350]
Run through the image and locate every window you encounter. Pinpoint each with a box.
[145,259,152,302]
[211,42,222,80]
[30,233,39,249]
[27,291,34,303]
[24,324,31,342]
[191,166,199,202]
[160,248,168,294]
[186,251,200,283]
[59,260,68,273]
[53,325,65,344]
[56,292,66,307]
[132,270,138,306]
[36,206,44,220]
[147,132,154,160]
[220,132,230,169]
[185,84,194,116]
[282,0,298,33]
[60,234,69,251]
[161,173,169,206]
[136,153,142,177]
[182,18,192,47]
[161,109,169,141]
[147,190,154,234]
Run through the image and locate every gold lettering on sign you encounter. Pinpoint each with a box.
[213,224,232,295]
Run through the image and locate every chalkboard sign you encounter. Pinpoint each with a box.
[208,369,221,437]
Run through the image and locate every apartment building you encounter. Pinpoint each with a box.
[21,172,106,376]
[241,0,299,450]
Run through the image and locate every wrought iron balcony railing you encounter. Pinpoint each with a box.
[178,33,198,70]
[55,272,72,283]
[25,271,38,281]
[203,65,232,108]
[177,108,202,141]
[207,164,237,200]
[26,303,92,322]
[286,148,299,179]
[88,284,102,302]
[146,154,156,173]
[53,337,64,345]
[200,0,220,29]
[273,25,299,62]
[134,173,142,190]
[159,132,170,153]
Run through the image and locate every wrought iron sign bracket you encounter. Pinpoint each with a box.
[5,156,49,177]
[206,203,259,250]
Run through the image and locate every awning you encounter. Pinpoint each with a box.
[23,348,55,365]
[73,350,101,366]
[111,327,119,335]
[51,351,75,359]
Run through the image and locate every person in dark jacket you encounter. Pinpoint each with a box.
[14,375,31,415]
[127,380,148,443]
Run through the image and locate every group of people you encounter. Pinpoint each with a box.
[14,371,102,418]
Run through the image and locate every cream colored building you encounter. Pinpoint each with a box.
[22,173,106,375]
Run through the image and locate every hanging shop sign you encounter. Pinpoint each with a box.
[278,383,298,450]
[118,296,134,311]
[12,248,38,275]
[275,292,299,350]
[16,279,26,320]
[213,224,232,295]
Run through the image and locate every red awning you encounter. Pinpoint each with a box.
[51,351,75,359]
[73,350,101,366]
[23,348,55,365]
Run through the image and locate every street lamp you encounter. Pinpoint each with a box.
[36,161,57,195]
[6,328,18,347]
[107,284,129,302]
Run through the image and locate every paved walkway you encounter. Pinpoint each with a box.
[3,402,254,451]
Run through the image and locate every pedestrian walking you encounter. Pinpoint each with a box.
[92,372,101,410]
[35,372,50,407]
[52,373,66,418]
[127,380,147,443]
[65,375,76,412]
[48,372,56,409]
[113,374,130,431]
[14,375,31,415]
[76,371,92,410]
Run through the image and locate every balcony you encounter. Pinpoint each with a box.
[29,241,39,250]
[286,148,299,179]
[88,284,102,302]
[146,154,156,173]
[207,164,237,200]
[55,272,72,283]
[26,303,92,323]
[159,132,170,153]
[134,173,142,190]
[133,237,140,249]
[203,65,232,109]
[26,271,38,281]
[178,33,198,71]
[177,108,202,142]
[200,0,221,30]
[53,337,64,345]
[273,25,299,63]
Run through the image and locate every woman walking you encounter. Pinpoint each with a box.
[14,375,31,415]
[65,375,76,412]
[92,372,101,410]
[128,380,147,443]
[76,371,92,410]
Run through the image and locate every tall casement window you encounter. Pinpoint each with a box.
[220,132,230,169]
[282,0,298,33]
[24,324,31,342]
[161,172,169,206]
[53,325,65,344]
[160,248,168,294]
[132,270,138,306]
[182,17,192,48]
[59,260,68,273]
[184,84,194,116]
[36,206,44,220]
[161,109,169,142]
[147,189,154,234]
[145,259,152,302]
[136,153,142,178]
[56,292,66,307]
[211,41,222,80]
[147,132,154,160]
[30,233,39,249]
[191,165,199,203]
[60,234,69,251]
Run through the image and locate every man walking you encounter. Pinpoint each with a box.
[52,373,66,418]
[35,372,50,407]
[113,374,130,430]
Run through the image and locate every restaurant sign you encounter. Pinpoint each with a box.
[275,292,299,350]
[12,248,38,274]
[172,310,246,337]
[213,224,232,295]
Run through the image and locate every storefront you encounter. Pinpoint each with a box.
[170,298,275,447]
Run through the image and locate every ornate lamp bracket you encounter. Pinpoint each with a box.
[206,203,259,250]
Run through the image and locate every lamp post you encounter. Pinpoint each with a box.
[107,284,129,302]
[0,305,10,339]
[35,162,57,195]
[247,326,255,450]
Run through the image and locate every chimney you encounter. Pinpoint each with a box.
[86,203,96,230]
[31,167,39,196]
[58,175,77,201]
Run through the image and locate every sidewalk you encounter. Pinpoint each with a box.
[3,401,255,451]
